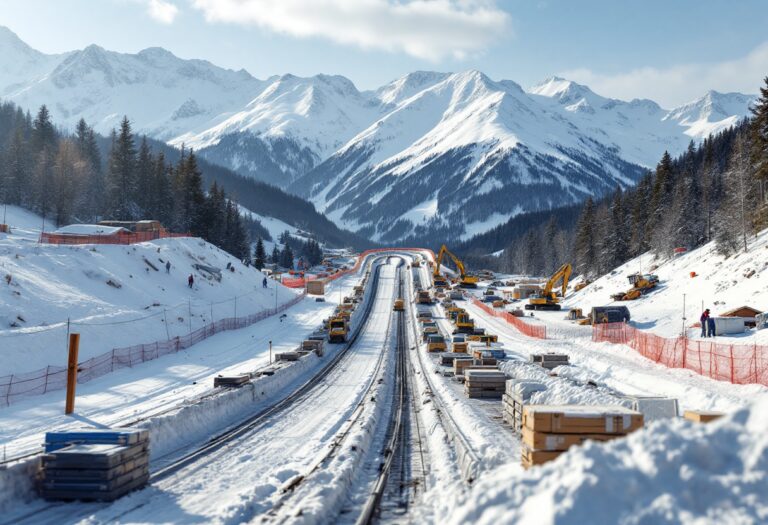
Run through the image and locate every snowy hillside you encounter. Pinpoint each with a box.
[562,227,768,343]
[0,206,296,375]
[0,26,755,241]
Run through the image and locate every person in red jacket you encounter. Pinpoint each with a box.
[700,309,710,337]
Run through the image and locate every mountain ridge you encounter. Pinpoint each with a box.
[0,25,756,243]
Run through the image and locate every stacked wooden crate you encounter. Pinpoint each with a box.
[529,353,569,370]
[521,405,644,469]
[464,369,507,399]
[41,428,150,501]
[501,380,547,432]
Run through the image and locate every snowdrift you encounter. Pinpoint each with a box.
[448,395,768,525]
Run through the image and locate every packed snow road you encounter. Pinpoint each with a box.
[5,258,400,525]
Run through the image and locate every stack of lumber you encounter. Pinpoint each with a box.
[453,359,496,377]
[529,353,569,370]
[464,369,507,399]
[521,405,643,469]
[41,428,149,501]
[275,351,300,362]
[501,380,546,432]
[684,410,724,423]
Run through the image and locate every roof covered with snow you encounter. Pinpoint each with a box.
[53,224,130,236]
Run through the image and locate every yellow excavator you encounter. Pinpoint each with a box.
[525,263,572,311]
[434,244,479,288]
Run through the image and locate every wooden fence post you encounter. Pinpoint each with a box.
[65,333,80,415]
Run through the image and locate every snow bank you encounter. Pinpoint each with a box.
[565,227,768,343]
[448,395,768,525]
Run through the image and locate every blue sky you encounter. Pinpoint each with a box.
[1,0,767,106]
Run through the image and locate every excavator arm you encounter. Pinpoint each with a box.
[434,244,478,287]
[542,263,572,298]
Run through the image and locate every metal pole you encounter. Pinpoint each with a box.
[682,293,686,337]
[163,309,170,340]
[269,340,272,364]
[65,333,80,414]
[234,296,237,319]
[188,299,192,333]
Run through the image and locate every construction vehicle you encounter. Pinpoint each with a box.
[566,308,585,321]
[412,258,421,268]
[611,274,659,301]
[422,325,439,341]
[328,317,348,343]
[589,306,631,324]
[393,298,405,311]
[526,263,572,311]
[468,334,498,344]
[417,290,433,305]
[454,312,475,334]
[427,334,447,352]
[434,244,479,288]
[574,280,591,292]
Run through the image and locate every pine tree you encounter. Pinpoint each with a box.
[629,173,652,256]
[74,119,103,219]
[3,127,29,206]
[751,76,768,228]
[271,244,280,265]
[31,105,56,153]
[253,237,267,270]
[280,244,294,269]
[648,151,675,254]
[715,132,755,254]
[604,187,629,269]
[106,117,138,219]
[574,197,596,276]
[670,142,702,250]
[134,137,153,216]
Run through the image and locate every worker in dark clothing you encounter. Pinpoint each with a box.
[262,277,268,288]
[700,309,710,337]
[166,261,171,273]
[708,315,716,338]
[188,274,194,288]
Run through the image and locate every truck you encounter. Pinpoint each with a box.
[417,290,433,305]
[328,318,348,343]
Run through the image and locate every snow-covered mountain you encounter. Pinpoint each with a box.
[0,27,756,242]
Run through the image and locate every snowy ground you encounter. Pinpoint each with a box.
[562,228,768,342]
[0,206,301,375]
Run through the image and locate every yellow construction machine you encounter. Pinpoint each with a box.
[611,274,659,301]
[328,317,348,343]
[393,298,405,311]
[434,244,478,288]
[525,263,572,311]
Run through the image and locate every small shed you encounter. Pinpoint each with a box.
[720,306,762,328]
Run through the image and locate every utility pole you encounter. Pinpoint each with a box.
[65,333,80,415]
[682,293,687,337]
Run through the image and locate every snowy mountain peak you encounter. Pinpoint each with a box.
[530,76,595,102]
[375,70,450,106]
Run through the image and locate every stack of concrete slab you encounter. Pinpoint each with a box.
[213,374,250,388]
[464,369,507,399]
[275,351,300,362]
[501,380,547,432]
[41,428,149,501]
[300,339,324,356]
[521,405,643,469]
[529,353,569,370]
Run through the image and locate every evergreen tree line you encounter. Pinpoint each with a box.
[466,77,768,278]
[0,103,253,261]
[252,230,324,271]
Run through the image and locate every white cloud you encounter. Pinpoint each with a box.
[191,0,510,61]
[147,0,179,24]
[561,42,768,107]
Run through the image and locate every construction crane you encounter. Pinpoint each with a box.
[434,244,479,288]
[525,263,572,311]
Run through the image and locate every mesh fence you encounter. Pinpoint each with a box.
[592,322,768,386]
[470,298,547,339]
[0,293,305,407]
[39,231,190,245]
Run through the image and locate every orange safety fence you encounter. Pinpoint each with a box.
[470,297,547,339]
[0,293,305,407]
[39,231,190,245]
[282,247,436,289]
[592,322,768,386]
